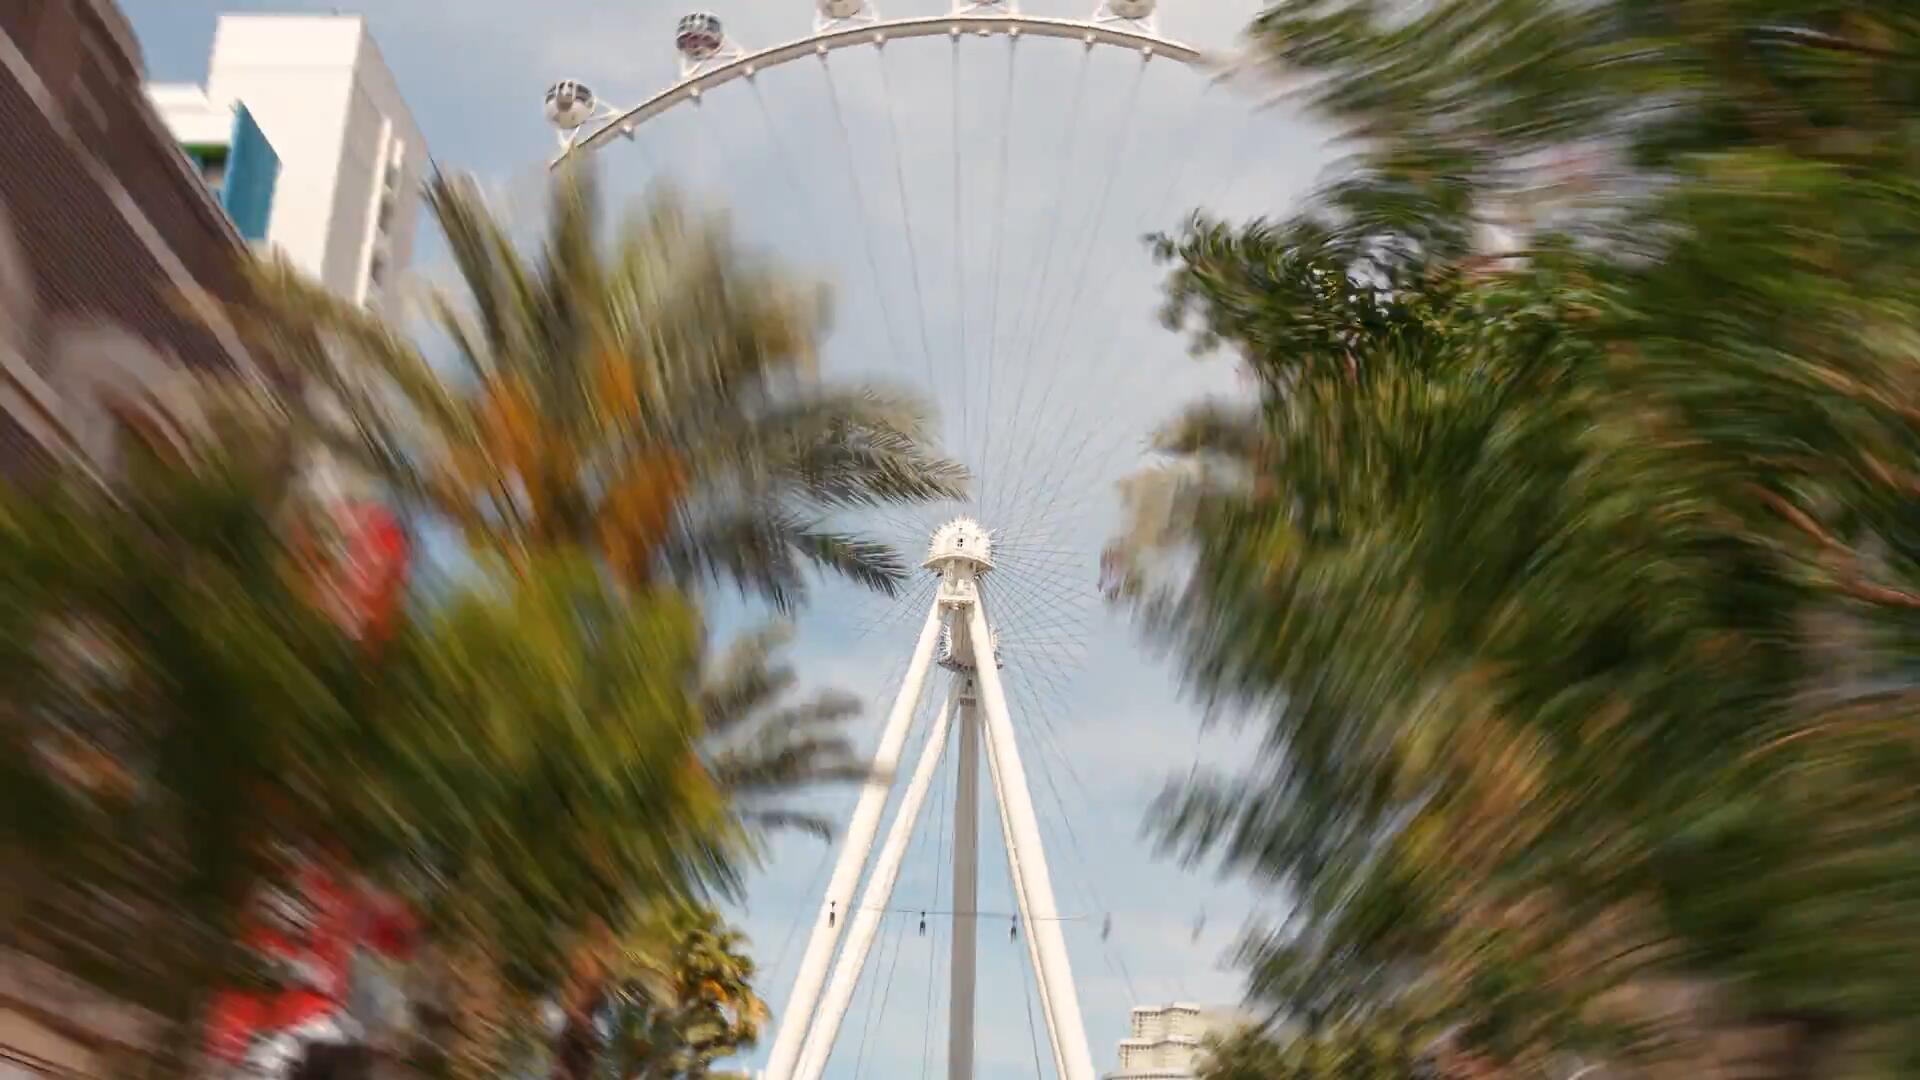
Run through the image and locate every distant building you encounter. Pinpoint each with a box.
[149,14,426,308]
[1106,1003,1249,1080]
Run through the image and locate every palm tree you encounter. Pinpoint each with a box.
[226,166,966,611]
[522,624,863,1080]
[694,622,867,842]
[214,165,964,1079]
[597,906,765,1080]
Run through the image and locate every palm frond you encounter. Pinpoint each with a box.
[788,529,910,598]
[735,809,837,842]
[698,624,799,739]
[664,504,910,611]
[425,170,544,367]
[707,729,861,789]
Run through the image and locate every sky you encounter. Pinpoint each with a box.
[125,2,1336,1076]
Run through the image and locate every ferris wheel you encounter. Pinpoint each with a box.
[543,3,1299,1078]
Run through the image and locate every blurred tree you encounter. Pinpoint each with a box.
[1115,4,1920,1073]
[594,905,765,1080]
[0,380,792,1080]
[0,383,400,1076]
[1203,1017,1435,1080]
[207,164,962,1077]
[695,622,865,843]
[227,166,966,612]
[362,554,731,1080]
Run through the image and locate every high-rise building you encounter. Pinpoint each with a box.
[1106,1003,1249,1080]
[150,14,427,308]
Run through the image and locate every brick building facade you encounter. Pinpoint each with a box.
[0,0,263,482]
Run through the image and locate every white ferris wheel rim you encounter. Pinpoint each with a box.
[551,11,1216,164]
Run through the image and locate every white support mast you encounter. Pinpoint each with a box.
[970,590,1097,1080]
[948,679,980,1080]
[791,685,957,1080]
[763,602,946,1080]
[767,518,1095,1080]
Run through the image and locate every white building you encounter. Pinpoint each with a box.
[149,14,426,308]
[1106,1003,1249,1080]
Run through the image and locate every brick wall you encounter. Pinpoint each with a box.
[0,0,258,476]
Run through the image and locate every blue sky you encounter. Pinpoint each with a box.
[125,2,1333,1076]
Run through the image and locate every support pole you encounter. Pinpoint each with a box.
[793,685,960,1080]
[981,683,1066,1080]
[948,686,981,1080]
[968,595,1098,1080]
[765,599,947,1080]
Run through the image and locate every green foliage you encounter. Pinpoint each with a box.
[597,906,766,1080]
[697,622,866,843]
[1203,1019,1433,1080]
[0,417,747,1077]
[0,433,377,1057]
[373,557,733,984]
[1117,2,1920,1075]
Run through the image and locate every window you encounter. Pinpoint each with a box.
[385,139,406,192]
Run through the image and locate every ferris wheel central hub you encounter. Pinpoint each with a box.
[926,516,993,611]
[924,516,993,572]
[926,518,1001,667]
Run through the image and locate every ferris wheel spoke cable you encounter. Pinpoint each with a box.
[1001,55,1150,490]
[988,579,1090,650]
[991,595,1089,669]
[991,623,1079,723]
[949,36,973,482]
[1023,713,1141,1009]
[994,473,1095,561]
[847,582,919,637]
[685,100,717,193]
[977,46,1091,521]
[1046,75,1215,362]
[975,37,1019,516]
[818,56,914,398]
[851,911,902,1080]
[1028,79,1202,386]
[983,551,1092,632]
[1017,845,1050,1080]
[987,585,1092,672]
[867,778,936,1075]
[998,84,1224,545]
[767,841,839,1009]
[746,77,897,378]
[1026,87,1255,505]
[1016,723,1149,1015]
[984,54,1146,532]
[873,48,942,408]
